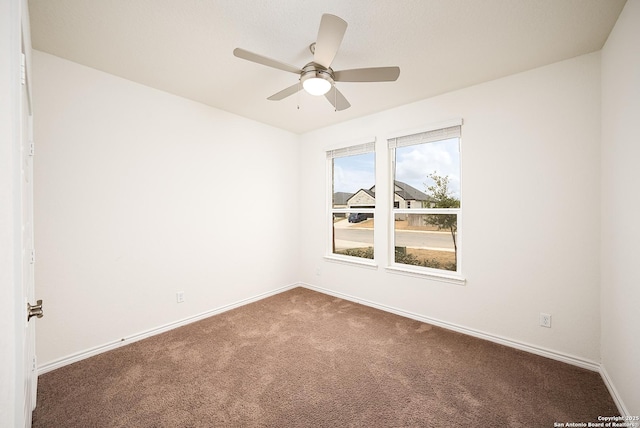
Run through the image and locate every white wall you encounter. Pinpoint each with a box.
[32,51,300,366]
[299,53,603,364]
[601,0,640,416]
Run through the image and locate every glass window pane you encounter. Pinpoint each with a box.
[394,138,460,208]
[394,214,457,271]
[333,152,375,210]
[333,214,374,259]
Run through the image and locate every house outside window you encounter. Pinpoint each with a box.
[327,141,375,262]
[388,121,463,280]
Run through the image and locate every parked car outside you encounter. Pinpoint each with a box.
[348,213,367,223]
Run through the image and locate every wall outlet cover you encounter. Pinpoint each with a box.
[540,313,552,328]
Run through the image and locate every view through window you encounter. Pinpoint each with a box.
[389,125,461,274]
[329,143,375,260]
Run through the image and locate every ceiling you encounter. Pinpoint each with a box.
[28,0,626,134]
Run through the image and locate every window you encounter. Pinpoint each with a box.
[388,123,462,277]
[327,142,375,262]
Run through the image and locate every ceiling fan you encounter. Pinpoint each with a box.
[233,14,400,111]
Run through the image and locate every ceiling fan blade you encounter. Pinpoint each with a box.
[267,83,302,101]
[233,48,301,75]
[334,66,400,82]
[313,14,347,69]
[325,86,351,111]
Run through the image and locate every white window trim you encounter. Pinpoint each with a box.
[324,254,378,269]
[385,265,466,285]
[387,119,465,284]
[326,138,377,265]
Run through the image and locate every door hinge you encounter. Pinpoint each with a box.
[29,141,35,156]
[20,53,26,85]
[30,249,35,264]
[27,300,43,322]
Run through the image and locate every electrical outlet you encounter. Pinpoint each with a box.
[176,292,184,303]
[540,313,551,328]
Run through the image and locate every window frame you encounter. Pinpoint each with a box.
[386,120,466,285]
[325,139,377,267]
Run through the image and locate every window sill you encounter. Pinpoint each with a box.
[385,265,466,285]
[324,255,378,270]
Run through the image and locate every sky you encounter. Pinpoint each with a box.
[333,152,375,194]
[333,138,460,198]
[395,138,460,197]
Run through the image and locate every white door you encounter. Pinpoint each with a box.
[20,7,38,425]
[1,0,37,426]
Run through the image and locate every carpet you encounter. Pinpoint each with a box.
[32,287,619,427]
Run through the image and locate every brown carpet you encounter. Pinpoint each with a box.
[33,287,618,427]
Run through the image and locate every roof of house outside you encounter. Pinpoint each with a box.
[393,181,430,201]
[333,192,353,206]
[340,181,430,205]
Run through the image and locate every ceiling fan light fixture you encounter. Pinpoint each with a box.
[303,77,332,96]
[300,66,334,96]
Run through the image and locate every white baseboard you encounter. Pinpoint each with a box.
[600,364,631,417]
[37,283,298,375]
[299,282,601,372]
